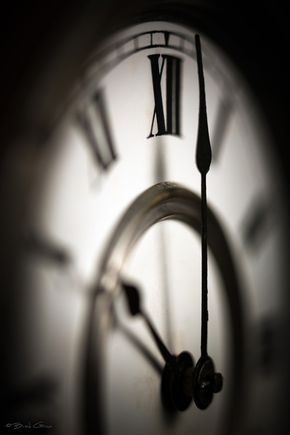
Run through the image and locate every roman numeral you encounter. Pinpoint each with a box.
[24,232,71,266]
[241,196,273,251]
[77,90,117,170]
[147,54,182,138]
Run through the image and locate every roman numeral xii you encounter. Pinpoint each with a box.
[147,54,182,138]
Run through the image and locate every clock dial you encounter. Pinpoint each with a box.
[2,19,287,435]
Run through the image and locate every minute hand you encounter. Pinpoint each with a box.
[195,34,212,358]
[195,34,212,173]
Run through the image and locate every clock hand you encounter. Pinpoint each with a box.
[195,33,211,359]
[193,34,223,410]
[121,279,196,413]
[121,280,175,365]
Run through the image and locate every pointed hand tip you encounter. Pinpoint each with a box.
[121,280,141,317]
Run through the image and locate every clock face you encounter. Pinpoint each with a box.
[5,20,287,435]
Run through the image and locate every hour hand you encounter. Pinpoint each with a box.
[120,280,175,365]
